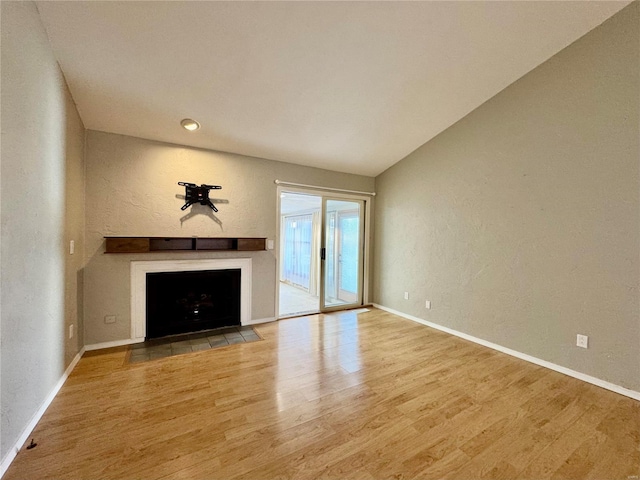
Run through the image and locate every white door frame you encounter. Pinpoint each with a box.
[275,185,373,319]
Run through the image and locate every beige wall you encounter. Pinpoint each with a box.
[374,3,639,391]
[83,131,374,345]
[63,100,86,363]
[1,1,85,462]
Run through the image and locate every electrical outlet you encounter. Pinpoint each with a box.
[104,315,116,324]
[576,334,589,349]
[68,324,74,339]
[425,300,431,309]
[69,240,75,255]
[404,292,409,300]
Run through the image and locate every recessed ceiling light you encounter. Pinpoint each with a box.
[180,118,200,131]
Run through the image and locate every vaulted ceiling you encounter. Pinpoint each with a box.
[36,1,630,176]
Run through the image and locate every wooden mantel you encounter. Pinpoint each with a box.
[104,236,267,253]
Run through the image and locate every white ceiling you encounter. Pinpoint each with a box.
[36,1,629,177]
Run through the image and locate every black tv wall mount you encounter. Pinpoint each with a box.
[178,182,222,212]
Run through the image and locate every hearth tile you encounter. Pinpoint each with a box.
[171,346,193,355]
[169,334,191,343]
[224,331,243,340]
[149,350,172,360]
[146,344,172,353]
[220,327,240,334]
[171,339,192,348]
[191,343,211,352]
[226,336,245,345]
[208,336,229,348]
[188,332,210,340]
[239,325,254,331]
[144,339,168,347]
[129,354,150,364]
[189,337,211,346]
[240,332,260,341]
[131,342,147,351]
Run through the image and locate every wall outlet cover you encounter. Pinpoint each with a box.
[404,292,409,300]
[425,300,431,309]
[576,334,589,348]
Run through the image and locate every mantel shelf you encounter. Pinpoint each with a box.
[104,236,266,253]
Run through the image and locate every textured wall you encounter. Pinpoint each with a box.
[374,3,639,391]
[63,76,86,367]
[83,131,374,345]
[1,1,86,462]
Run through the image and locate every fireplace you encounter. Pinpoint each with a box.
[130,259,252,341]
[146,269,241,339]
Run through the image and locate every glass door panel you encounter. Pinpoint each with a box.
[278,192,321,317]
[321,199,363,310]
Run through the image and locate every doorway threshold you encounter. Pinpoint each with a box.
[277,306,371,321]
[278,309,320,320]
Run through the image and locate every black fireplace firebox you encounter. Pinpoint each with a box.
[146,269,241,339]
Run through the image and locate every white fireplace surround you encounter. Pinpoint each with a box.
[130,258,252,341]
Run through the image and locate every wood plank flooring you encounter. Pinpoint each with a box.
[4,308,639,479]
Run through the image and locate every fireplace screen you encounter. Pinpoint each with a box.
[146,268,241,339]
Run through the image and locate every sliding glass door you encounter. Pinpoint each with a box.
[320,198,364,311]
[278,190,366,318]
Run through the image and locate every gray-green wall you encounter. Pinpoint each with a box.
[374,2,639,391]
[1,1,86,465]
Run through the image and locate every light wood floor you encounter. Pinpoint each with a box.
[5,308,639,480]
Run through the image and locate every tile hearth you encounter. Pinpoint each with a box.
[128,326,261,364]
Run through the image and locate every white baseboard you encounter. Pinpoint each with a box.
[243,316,276,326]
[0,347,86,478]
[373,304,640,402]
[84,338,143,351]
